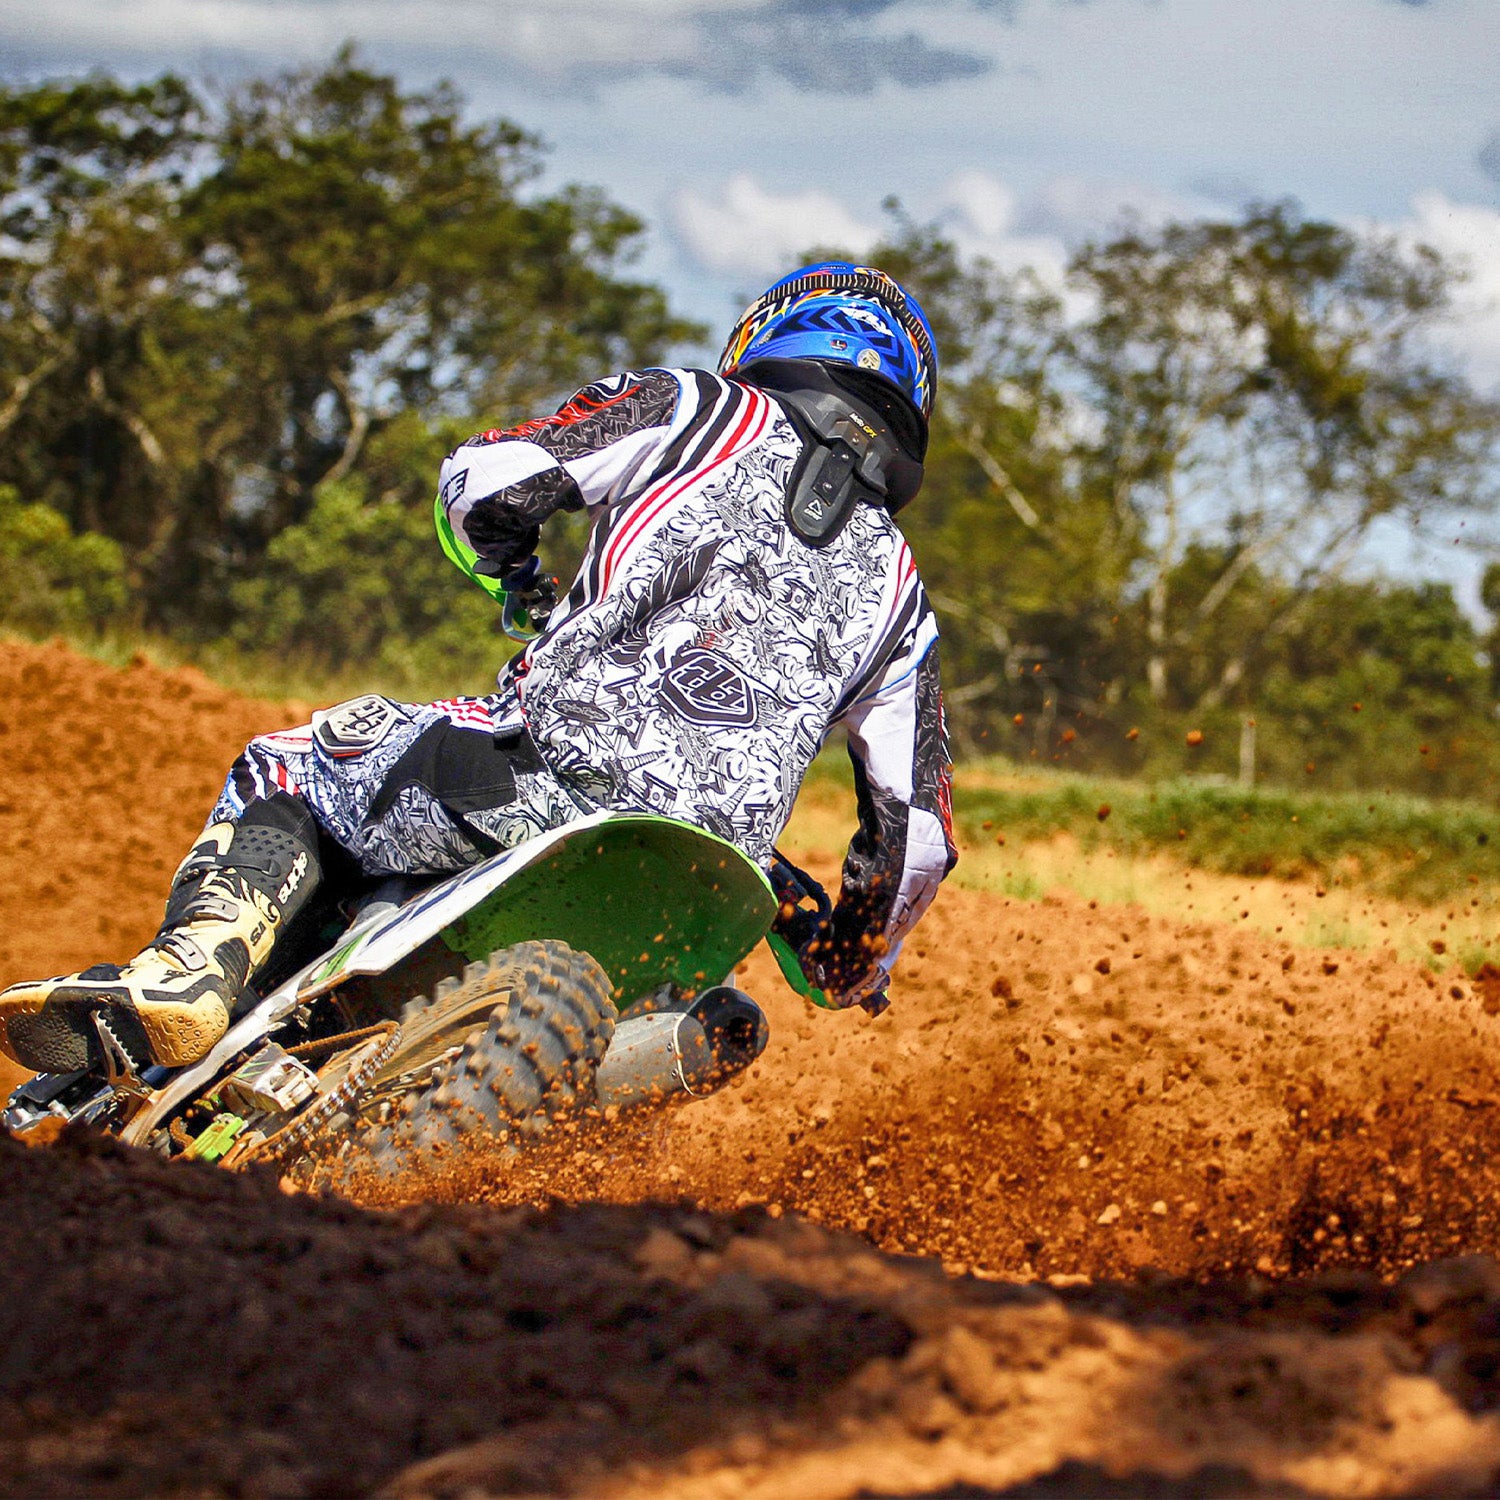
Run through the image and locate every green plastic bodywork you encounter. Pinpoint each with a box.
[766,931,833,1009]
[185,1113,246,1163]
[441,816,778,1003]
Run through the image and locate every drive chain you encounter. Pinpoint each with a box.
[240,1021,403,1166]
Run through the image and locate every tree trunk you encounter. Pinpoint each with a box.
[1145,469,1179,705]
[1146,578,1169,705]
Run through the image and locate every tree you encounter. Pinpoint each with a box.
[231,473,511,697]
[0,484,128,634]
[1070,203,1500,712]
[0,75,218,591]
[1253,578,1500,797]
[0,53,702,632]
[182,51,696,561]
[1482,560,1500,699]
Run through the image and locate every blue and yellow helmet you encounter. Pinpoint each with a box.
[719,261,937,423]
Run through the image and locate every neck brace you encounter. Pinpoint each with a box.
[738,359,926,546]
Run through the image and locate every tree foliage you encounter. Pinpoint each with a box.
[854,203,1500,791]
[1070,205,1497,711]
[0,52,700,632]
[0,484,127,634]
[230,474,511,696]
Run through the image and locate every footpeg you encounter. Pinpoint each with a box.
[92,1013,151,1098]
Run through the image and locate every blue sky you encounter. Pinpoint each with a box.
[3,0,1497,366]
[3,0,1499,588]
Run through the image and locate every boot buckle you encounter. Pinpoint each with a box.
[157,932,209,971]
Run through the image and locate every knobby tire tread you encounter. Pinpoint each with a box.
[345,939,614,1173]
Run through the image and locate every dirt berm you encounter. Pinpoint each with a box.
[5,638,1500,1497]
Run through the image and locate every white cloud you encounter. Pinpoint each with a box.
[669,168,1200,293]
[670,169,1074,287]
[670,174,880,279]
[1399,193,1500,390]
[932,171,1068,283]
[0,0,996,93]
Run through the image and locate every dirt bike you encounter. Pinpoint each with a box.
[2,811,835,1177]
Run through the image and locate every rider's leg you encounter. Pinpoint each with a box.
[211,694,587,877]
[0,692,586,1074]
[0,791,322,1074]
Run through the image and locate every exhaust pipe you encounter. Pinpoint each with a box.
[596,987,769,1110]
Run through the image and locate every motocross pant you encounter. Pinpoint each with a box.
[211,692,596,878]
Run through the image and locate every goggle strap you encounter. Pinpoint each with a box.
[733,269,935,373]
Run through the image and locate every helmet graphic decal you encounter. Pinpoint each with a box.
[719,261,937,421]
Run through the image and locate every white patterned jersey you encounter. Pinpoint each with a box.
[437,366,957,1002]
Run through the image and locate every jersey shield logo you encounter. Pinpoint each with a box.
[662,650,760,728]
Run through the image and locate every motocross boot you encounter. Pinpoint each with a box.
[0,795,320,1075]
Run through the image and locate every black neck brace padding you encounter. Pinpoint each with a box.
[736,358,927,514]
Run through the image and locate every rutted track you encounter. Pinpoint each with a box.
[6,639,1500,1496]
[375,880,1500,1284]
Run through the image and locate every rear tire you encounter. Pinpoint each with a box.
[343,939,614,1173]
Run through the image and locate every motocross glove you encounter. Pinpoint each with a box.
[501,555,559,632]
[772,900,890,1015]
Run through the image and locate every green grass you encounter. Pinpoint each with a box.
[748,737,1500,909]
[997,868,1046,902]
[950,764,1500,906]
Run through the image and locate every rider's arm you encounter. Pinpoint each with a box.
[817,606,958,1008]
[437,368,712,574]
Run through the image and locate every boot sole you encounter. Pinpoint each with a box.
[1,999,152,1075]
[0,985,228,1074]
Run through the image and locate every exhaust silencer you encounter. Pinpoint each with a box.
[596,986,769,1110]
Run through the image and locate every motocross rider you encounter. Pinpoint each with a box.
[0,262,958,1077]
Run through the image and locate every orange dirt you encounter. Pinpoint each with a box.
[4,638,1500,1497]
[0,640,293,1097]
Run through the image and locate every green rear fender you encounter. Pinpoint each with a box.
[441,815,778,1005]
